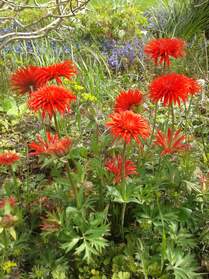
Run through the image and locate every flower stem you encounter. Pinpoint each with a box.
[149,102,158,145]
[54,114,60,137]
[121,142,127,240]
[66,162,79,208]
[171,103,175,131]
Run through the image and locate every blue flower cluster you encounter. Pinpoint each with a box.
[102,38,144,70]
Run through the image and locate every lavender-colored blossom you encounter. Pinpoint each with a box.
[103,38,144,70]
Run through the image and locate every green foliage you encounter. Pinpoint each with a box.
[0,1,208,278]
[75,1,147,41]
[150,0,209,39]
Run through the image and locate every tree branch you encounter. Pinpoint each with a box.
[0,0,90,52]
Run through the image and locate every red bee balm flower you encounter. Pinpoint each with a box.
[105,155,137,184]
[149,73,193,106]
[28,85,76,119]
[106,111,151,145]
[144,38,186,66]
[11,66,46,94]
[154,128,190,156]
[40,60,77,84]
[0,151,20,166]
[114,89,143,112]
[29,132,72,156]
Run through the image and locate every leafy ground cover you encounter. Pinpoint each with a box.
[0,1,209,278]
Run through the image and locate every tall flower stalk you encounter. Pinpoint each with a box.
[121,142,127,239]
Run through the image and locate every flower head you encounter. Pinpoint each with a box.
[114,89,143,112]
[0,151,20,166]
[154,128,190,156]
[29,132,72,156]
[40,218,60,232]
[149,73,192,106]
[144,38,186,66]
[40,60,77,84]
[105,155,137,184]
[106,111,151,145]
[28,85,76,119]
[10,65,46,94]
[0,214,18,228]
[0,196,16,209]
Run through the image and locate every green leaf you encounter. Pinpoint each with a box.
[8,227,16,240]
[61,237,80,253]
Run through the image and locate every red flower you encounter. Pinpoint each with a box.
[0,214,18,228]
[154,128,190,156]
[40,219,60,232]
[105,155,137,184]
[0,151,20,166]
[149,73,193,106]
[28,85,76,119]
[10,66,46,94]
[114,89,143,112]
[186,77,201,96]
[144,38,186,66]
[29,132,72,156]
[106,111,151,145]
[0,196,16,209]
[40,60,77,84]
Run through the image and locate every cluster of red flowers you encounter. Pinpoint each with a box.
[29,132,72,157]
[105,89,149,183]
[6,37,201,189]
[11,60,77,95]
[11,60,77,120]
[10,60,77,159]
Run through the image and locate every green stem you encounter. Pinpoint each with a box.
[10,166,19,200]
[171,103,175,131]
[149,102,158,145]
[121,142,127,239]
[184,97,193,137]
[66,162,79,208]
[157,195,166,271]
[10,166,17,188]
[121,203,126,240]
[54,114,60,137]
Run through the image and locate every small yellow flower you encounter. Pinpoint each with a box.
[81,93,97,103]
[74,84,85,91]
[2,261,17,274]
